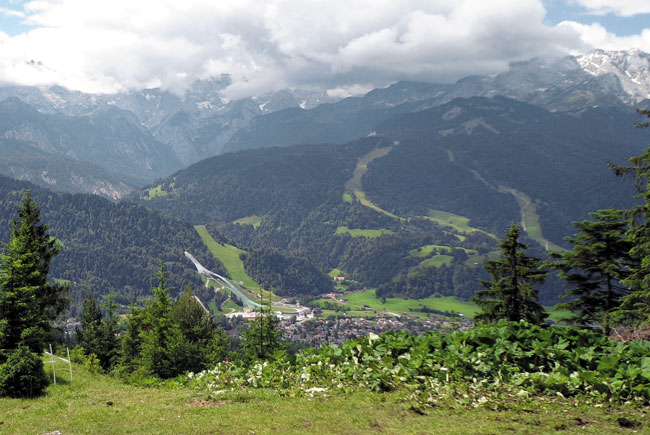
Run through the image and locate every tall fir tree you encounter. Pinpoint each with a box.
[170,286,229,370]
[473,223,548,324]
[551,209,633,334]
[77,291,119,371]
[609,110,650,325]
[139,262,186,379]
[242,289,283,360]
[77,291,102,356]
[0,190,68,357]
[118,300,144,373]
[0,191,67,397]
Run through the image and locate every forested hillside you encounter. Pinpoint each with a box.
[367,97,646,242]
[0,176,225,313]
[135,96,648,303]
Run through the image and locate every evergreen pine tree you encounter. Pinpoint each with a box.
[609,110,650,325]
[171,286,229,371]
[118,300,144,373]
[77,292,103,356]
[99,292,120,371]
[0,191,67,397]
[242,290,283,360]
[139,262,185,378]
[551,209,633,334]
[77,291,120,371]
[473,223,548,324]
[0,190,68,358]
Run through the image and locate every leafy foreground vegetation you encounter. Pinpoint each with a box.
[187,321,650,409]
[0,331,647,434]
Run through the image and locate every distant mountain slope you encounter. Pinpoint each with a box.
[133,96,648,303]
[221,51,647,155]
[0,98,181,186]
[367,97,646,242]
[0,138,133,199]
[0,176,226,314]
[222,82,449,153]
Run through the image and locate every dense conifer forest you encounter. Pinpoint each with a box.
[0,176,225,313]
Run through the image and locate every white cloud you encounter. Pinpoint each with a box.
[558,21,650,52]
[0,0,642,98]
[326,84,375,99]
[0,7,25,18]
[570,1,650,17]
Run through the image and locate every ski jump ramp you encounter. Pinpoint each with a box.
[184,251,262,309]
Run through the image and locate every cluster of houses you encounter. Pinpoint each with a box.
[279,312,472,347]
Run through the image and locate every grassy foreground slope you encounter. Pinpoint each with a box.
[0,359,645,434]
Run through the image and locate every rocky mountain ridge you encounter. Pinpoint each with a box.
[0,49,648,198]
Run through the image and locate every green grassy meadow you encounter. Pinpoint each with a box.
[317,289,480,317]
[144,184,168,200]
[425,210,497,240]
[417,255,453,268]
[194,225,260,291]
[335,225,394,238]
[233,215,262,229]
[316,289,572,322]
[0,357,645,434]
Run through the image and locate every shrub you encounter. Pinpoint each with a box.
[0,346,49,398]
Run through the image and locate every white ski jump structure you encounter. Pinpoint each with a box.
[184,251,262,309]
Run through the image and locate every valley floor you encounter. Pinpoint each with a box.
[0,361,647,434]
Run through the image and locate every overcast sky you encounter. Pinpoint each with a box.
[0,0,649,98]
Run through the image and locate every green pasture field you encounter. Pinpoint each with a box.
[417,255,453,268]
[335,226,394,238]
[426,210,495,239]
[410,244,450,257]
[316,290,570,322]
[221,298,243,313]
[342,193,353,203]
[144,184,168,200]
[332,289,480,317]
[233,215,262,229]
[329,268,344,278]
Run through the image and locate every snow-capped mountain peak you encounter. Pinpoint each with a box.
[576,49,650,102]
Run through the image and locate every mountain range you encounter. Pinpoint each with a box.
[0,48,649,306]
[0,49,648,198]
[131,95,647,303]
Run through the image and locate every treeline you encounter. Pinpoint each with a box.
[0,176,226,313]
[377,263,484,300]
[73,269,284,381]
[240,248,333,297]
